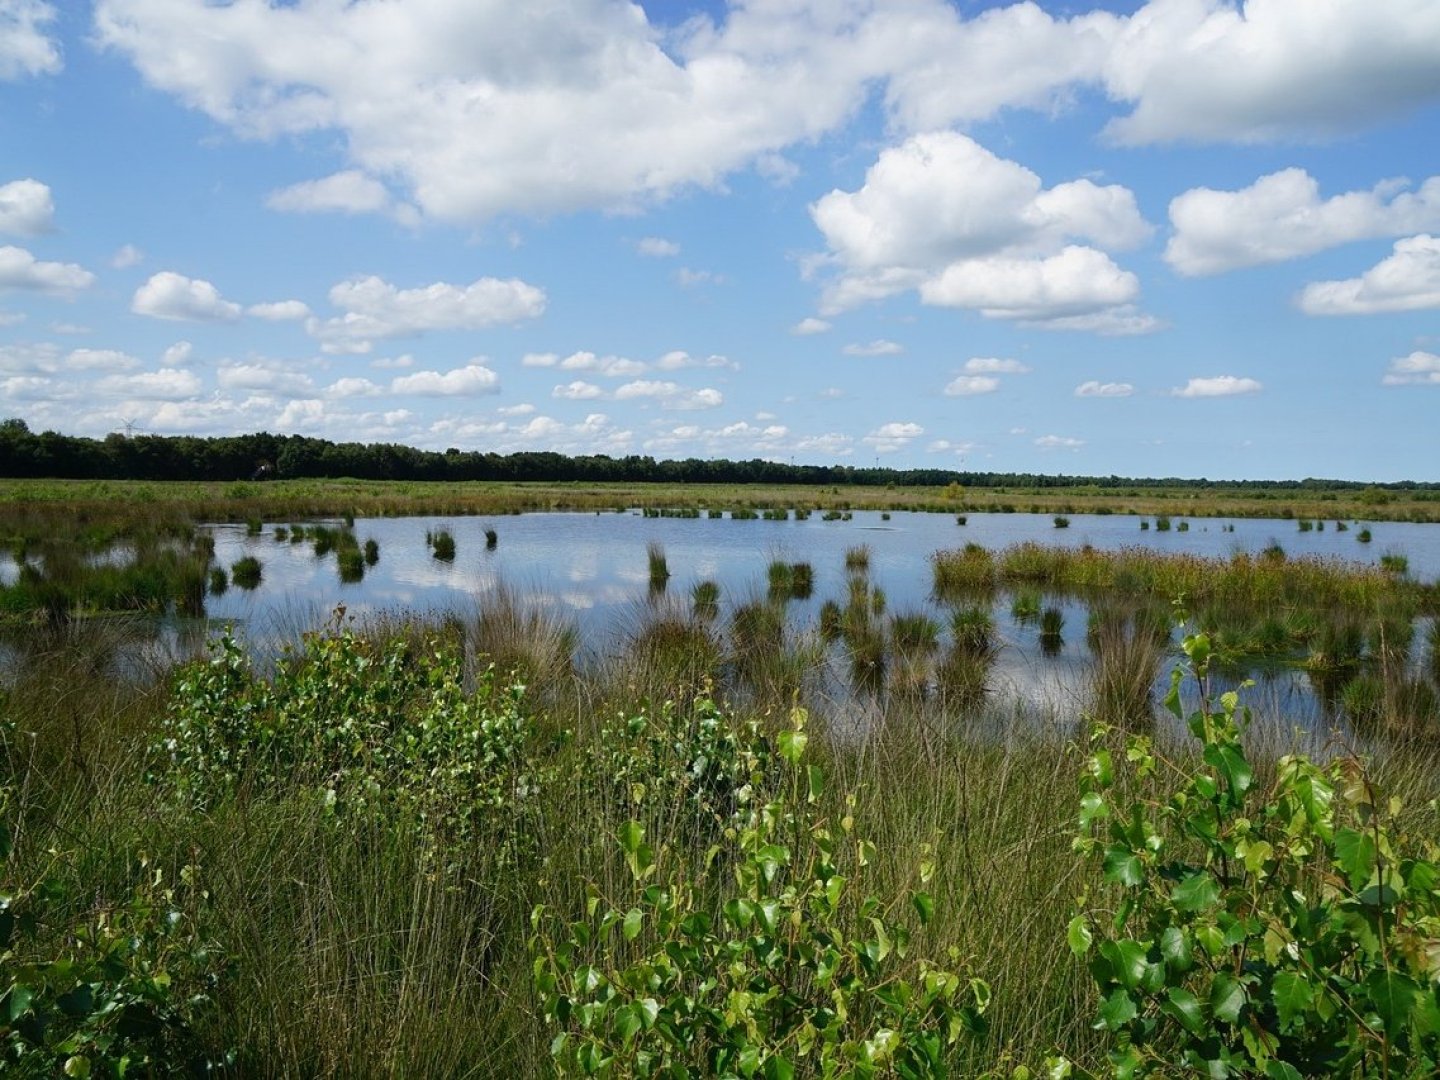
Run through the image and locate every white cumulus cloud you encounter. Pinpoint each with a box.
[247,300,311,321]
[1100,0,1440,146]
[843,339,904,357]
[812,132,1152,329]
[0,245,94,294]
[791,317,831,335]
[1298,234,1440,315]
[1075,380,1134,398]
[863,421,924,453]
[217,362,315,397]
[1173,375,1263,398]
[391,363,501,397]
[308,274,545,351]
[1035,434,1084,449]
[963,357,1029,374]
[1168,169,1440,275]
[553,380,603,401]
[96,368,202,400]
[0,1,61,81]
[636,237,680,257]
[66,348,139,372]
[0,179,53,235]
[943,375,999,397]
[267,170,414,222]
[132,271,241,321]
[1382,351,1440,386]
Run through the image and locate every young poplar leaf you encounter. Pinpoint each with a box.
[1066,915,1092,957]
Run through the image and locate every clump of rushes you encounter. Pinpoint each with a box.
[731,508,759,520]
[843,544,870,573]
[288,525,306,543]
[691,579,720,621]
[1336,520,1349,532]
[208,567,228,595]
[890,611,940,654]
[1154,515,1171,532]
[818,599,843,642]
[1053,515,1070,529]
[246,517,263,536]
[1380,551,1408,575]
[931,542,995,595]
[1010,588,1041,623]
[1297,518,1314,532]
[646,540,670,591]
[485,527,498,550]
[363,538,380,566]
[429,528,456,561]
[1039,606,1064,652]
[950,605,995,653]
[880,511,891,521]
[956,514,967,525]
[766,560,813,601]
[1140,519,1150,531]
[231,556,262,589]
[1087,606,1163,728]
[337,546,365,583]
[1260,541,1286,562]
[311,525,339,557]
[273,526,289,542]
[1357,527,1373,543]
[1176,520,1189,532]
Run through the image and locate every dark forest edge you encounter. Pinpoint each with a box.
[3,418,1439,495]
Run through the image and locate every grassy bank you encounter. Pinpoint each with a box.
[4,476,1440,531]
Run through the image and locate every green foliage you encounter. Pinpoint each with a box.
[1,781,223,1077]
[598,695,776,843]
[532,707,990,1078]
[1068,630,1440,1078]
[155,626,549,858]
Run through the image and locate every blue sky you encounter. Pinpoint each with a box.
[2,0,1439,481]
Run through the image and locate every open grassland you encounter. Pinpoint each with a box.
[5,546,1440,1075]
[3,476,1440,536]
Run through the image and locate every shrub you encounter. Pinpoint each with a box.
[155,628,548,860]
[1,785,223,1076]
[531,708,990,1078]
[1068,631,1440,1078]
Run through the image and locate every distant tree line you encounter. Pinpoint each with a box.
[1,418,1436,492]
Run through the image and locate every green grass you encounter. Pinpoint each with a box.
[3,597,1439,1076]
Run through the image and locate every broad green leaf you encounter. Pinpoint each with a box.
[1333,828,1378,890]
[1103,847,1144,887]
[1364,970,1420,1038]
[911,890,935,926]
[1171,871,1220,913]
[1271,971,1312,1029]
[1098,987,1138,1030]
[807,764,824,801]
[623,907,643,941]
[1210,974,1246,1025]
[1067,915,1093,958]
[1160,926,1192,972]
[1264,1063,1303,1080]
[1161,986,1205,1036]
[1099,939,1149,990]
[618,821,644,855]
[778,728,808,764]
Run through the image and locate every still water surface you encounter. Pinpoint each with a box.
[193,509,1438,745]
